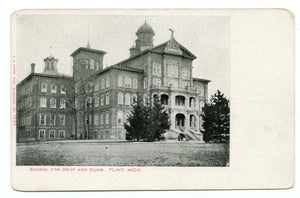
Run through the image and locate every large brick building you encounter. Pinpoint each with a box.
[17,22,210,142]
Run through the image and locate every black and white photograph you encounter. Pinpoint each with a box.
[15,13,230,167]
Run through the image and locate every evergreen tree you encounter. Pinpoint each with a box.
[201,90,230,143]
[148,99,170,141]
[124,94,170,142]
[124,95,145,141]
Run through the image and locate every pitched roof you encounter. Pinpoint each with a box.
[113,39,197,67]
[93,65,144,77]
[17,72,73,87]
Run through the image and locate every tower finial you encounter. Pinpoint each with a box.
[49,46,53,57]
[168,28,175,38]
[87,20,91,48]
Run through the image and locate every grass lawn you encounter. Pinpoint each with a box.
[16,141,229,166]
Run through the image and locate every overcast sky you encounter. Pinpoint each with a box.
[16,14,230,97]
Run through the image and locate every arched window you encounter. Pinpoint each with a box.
[152,78,156,86]
[125,93,131,105]
[106,77,110,88]
[40,97,47,108]
[90,59,95,70]
[190,115,197,129]
[131,94,137,104]
[153,93,159,103]
[61,84,66,94]
[118,93,124,105]
[86,83,93,93]
[50,98,56,108]
[85,59,89,69]
[133,78,138,89]
[161,94,169,105]
[117,111,123,125]
[96,61,99,71]
[144,79,147,89]
[124,76,132,88]
[156,79,161,87]
[95,96,99,107]
[175,95,185,106]
[199,101,205,111]
[143,94,148,105]
[105,111,109,125]
[51,84,57,93]
[94,114,99,126]
[105,93,110,105]
[100,114,104,125]
[100,95,104,106]
[118,76,123,87]
[101,79,105,89]
[75,98,79,108]
[94,82,99,91]
[189,97,196,108]
[41,82,47,93]
[60,99,66,109]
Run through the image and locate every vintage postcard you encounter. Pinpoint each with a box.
[11,9,294,191]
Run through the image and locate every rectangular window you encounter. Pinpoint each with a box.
[59,130,65,138]
[50,114,56,125]
[39,130,45,138]
[39,114,46,125]
[59,114,65,126]
[49,130,55,138]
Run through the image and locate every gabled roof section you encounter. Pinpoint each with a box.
[70,47,107,57]
[149,40,196,59]
[113,39,197,67]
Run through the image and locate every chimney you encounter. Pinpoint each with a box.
[31,63,35,73]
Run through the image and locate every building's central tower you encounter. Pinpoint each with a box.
[129,21,155,56]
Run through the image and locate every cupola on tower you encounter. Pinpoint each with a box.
[129,21,155,57]
[43,54,59,75]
